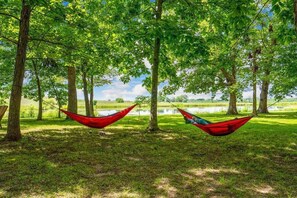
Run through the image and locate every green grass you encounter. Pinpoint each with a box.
[0,112,296,197]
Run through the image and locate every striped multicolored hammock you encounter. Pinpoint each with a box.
[178,108,252,136]
[60,104,137,128]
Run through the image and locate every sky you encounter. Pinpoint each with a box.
[77,76,150,101]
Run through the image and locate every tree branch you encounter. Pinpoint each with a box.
[220,68,234,85]
[29,37,74,49]
[0,34,18,45]
[0,12,20,21]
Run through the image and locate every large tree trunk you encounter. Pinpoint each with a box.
[258,25,275,114]
[32,60,42,120]
[82,71,90,116]
[5,3,31,141]
[67,66,77,116]
[89,75,94,117]
[227,92,238,115]
[148,0,163,132]
[221,66,238,115]
[258,70,270,113]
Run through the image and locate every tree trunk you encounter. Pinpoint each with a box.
[32,60,43,120]
[5,3,31,141]
[294,0,297,33]
[58,102,61,118]
[148,0,163,132]
[89,75,94,117]
[227,92,238,115]
[67,66,77,116]
[82,71,90,116]
[258,70,270,113]
[258,25,275,113]
[252,70,257,115]
[252,50,260,116]
[221,66,238,115]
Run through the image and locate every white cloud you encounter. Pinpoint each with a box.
[98,83,149,101]
[77,89,84,99]
[111,80,130,89]
[143,58,151,69]
[242,87,261,99]
[168,88,212,100]
[132,84,148,95]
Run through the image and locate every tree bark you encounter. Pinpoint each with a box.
[32,60,42,120]
[5,3,31,141]
[67,66,77,115]
[221,66,238,115]
[82,71,90,116]
[227,92,238,115]
[58,101,61,118]
[148,0,163,132]
[258,25,275,113]
[294,0,297,34]
[252,68,257,115]
[252,49,260,116]
[89,75,94,117]
[258,26,274,113]
[258,72,270,113]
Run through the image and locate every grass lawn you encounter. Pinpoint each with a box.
[0,112,296,197]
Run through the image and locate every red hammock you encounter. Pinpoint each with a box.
[178,108,252,136]
[60,104,137,128]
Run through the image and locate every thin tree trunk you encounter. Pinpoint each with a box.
[32,60,42,120]
[148,0,163,132]
[252,69,257,115]
[49,80,62,119]
[67,66,77,116]
[82,71,90,116]
[58,102,61,118]
[5,3,31,141]
[294,0,297,33]
[89,75,94,117]
[227,92,238,115]
[252,50,260,116]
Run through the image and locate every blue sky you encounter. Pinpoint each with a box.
[78,76,150,101]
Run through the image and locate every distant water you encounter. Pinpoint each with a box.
[97,105,291,116]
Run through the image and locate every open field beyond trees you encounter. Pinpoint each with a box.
[2,99,297,119]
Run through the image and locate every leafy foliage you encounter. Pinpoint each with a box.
[115,98,124,103]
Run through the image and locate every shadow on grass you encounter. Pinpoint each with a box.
[0,123,296,197]
[0,112,296,197]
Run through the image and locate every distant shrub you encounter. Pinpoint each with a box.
[115,98,124,103]
[20,105,37,118]
[43,110,59,118]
